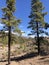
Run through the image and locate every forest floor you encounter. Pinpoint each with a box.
[0,52,49,65]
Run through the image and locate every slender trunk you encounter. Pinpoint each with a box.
[36,22,40,55]
[8,26,11,65]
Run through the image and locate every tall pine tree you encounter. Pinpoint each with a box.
[28,0,47,55]
[1,0,20,64]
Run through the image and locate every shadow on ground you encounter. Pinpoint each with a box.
[0,52,38,62]
[0,51,49,62]
[40,50,48,56]
[11,52,38,61]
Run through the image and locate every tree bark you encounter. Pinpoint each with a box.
[8,26,11,65]
[36,22,40,55]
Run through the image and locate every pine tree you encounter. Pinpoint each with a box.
[28,0,47,55]
[45,23,49,29]
[1,0,20,64]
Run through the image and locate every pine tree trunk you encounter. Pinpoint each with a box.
[8,26,11,65]
[36,22,40,55]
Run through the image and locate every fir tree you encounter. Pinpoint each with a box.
[28,0,47,55]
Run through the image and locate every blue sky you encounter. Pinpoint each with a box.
[0,0,49,37]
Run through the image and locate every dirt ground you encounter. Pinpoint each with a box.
[0,55,49,65]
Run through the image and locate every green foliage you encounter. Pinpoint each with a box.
[1,0,22,46]
[45,23,49,29]
[0,31,8,45]
[28,0,48,36]
[28,0,48,54]
[1,0,21,27]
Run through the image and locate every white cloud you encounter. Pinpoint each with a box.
[0,24,4,26]
[21,30,25,33]
[28,35,35,38]
[22,33,27,37]
[5,31,19,36]
[5,31,8,33]
[21,30,34,38]
[12,32,19,36]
